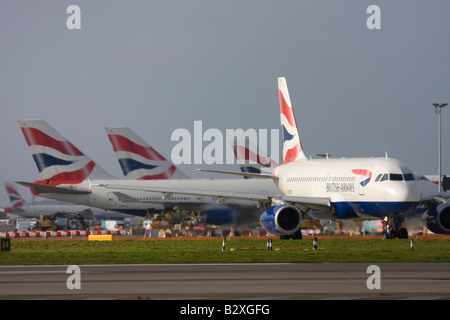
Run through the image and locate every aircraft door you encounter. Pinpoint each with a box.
[358,176,365,196]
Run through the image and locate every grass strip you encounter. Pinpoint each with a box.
[1,238,449,265]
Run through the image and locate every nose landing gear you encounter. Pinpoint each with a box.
[382,216,408,239]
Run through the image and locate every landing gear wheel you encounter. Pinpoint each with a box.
[398,228,408,239]
[280,229,303,240]
[383,217,408,239]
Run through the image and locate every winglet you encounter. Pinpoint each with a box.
[278,77,307,163]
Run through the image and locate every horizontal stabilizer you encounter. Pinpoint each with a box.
[15,181,90,195]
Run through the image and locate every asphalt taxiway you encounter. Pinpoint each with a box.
[0,263,449,300]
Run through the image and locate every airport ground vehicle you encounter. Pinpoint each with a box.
[30,212,89,231]
[101,220,125,231]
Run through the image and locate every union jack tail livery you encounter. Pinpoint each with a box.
[231,138,278,178]
[4,183,26,213]
[18,119,114,185]
[105,126,188,180]
[278,77,307,163]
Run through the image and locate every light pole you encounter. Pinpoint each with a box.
[433,103,448,191]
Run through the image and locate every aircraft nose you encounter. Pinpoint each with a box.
[393,180,422,213]
[384,179,421,202]
[386,181,421,214]
[392,180,416,197]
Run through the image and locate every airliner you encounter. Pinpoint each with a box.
[17,120,273,226]
[232,131,444,234]
[2,182,130,221]
[16,77,450,238]
[106,125,273,225]
[200,77,449,237]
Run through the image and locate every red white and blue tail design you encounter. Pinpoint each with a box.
[4,183,26,213]
[231,138,278,178]
[106,127,188,180]
[278,77,307,163]
[18,119,114,184]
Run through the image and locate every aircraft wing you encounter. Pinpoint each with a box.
[196,169,330,210]
[15,181,90,195]
[100,183,331,211]
[101,184,270,203]
[420,191,450,204]
[196,169,275,180]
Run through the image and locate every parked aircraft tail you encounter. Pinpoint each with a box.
[231,138,278,178]
[278,77,307,163]
[18,119,115,185]
[105,126,188,180]
[4,182,26,213]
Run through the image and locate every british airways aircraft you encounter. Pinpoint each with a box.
[16,77,450,238]
[202,77,450,237]
[105,126,189,180]
[104,125,264,225]
[16,120,273,225]
[2,182,128,220]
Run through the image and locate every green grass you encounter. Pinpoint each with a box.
[1,238,449,265]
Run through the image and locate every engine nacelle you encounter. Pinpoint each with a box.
[260,204,302,235]
[423,203,450,234]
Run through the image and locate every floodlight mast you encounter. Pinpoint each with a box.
[433,103,448,191]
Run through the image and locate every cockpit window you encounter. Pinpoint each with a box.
[375,172,416,182]
[390,174,403,181]
[403,173,415,181]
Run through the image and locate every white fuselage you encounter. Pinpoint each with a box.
[275,157,423,219]
[31,156,428,222]
[8,204,131,220]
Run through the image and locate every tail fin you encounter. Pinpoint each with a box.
[231,138,278,178]
[278,77,307,163]
[18,119,114,183]
[4,183,26,213]
[105,126,188,180]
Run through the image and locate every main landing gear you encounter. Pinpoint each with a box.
[280,229,303,240]
[382,216,408,239]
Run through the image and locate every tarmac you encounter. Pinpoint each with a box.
[0,263,449,300]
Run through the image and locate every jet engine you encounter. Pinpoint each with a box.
[423,203,450,234]
[259,204,302,236]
